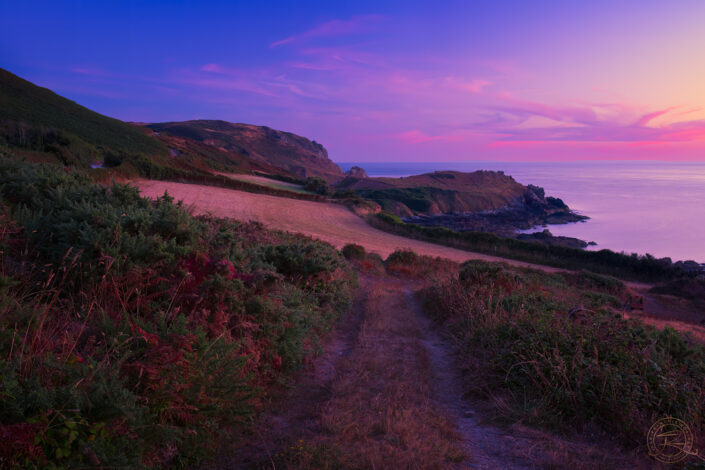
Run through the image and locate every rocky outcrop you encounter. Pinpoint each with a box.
[345,166,368,178]
[382,176,591,246]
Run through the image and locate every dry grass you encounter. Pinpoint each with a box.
[316,281,463,468]
[135,180,560,271]
[252,278,466,469]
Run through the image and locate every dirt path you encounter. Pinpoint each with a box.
[136,180,560,272]
[221,275,652,469]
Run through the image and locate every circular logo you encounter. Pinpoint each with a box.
[647,417,695,463]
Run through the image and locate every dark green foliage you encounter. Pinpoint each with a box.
[357,187,455,213]
[372,211,681,282]
[304,176,330,195]
[573,270,625,295]
[386,249,418,265]
[422,263,705,446]
[341,243,366,260]
[0,68,166,159]
[0,158,199,271]
[263,241,343,278]
[0,160,354,468]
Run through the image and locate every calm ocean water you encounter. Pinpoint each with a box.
[339,161,705,263]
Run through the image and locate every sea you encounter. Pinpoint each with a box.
[339,161,705,263]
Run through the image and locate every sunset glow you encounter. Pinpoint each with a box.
[3,0,705,161]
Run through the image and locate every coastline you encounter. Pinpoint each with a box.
[340,161,705,263]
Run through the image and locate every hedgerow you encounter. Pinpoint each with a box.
[371,211,681,282]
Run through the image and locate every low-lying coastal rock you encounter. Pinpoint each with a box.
[517,229,594,249]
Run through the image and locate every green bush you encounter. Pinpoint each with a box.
[263,241,343,278]
[304,176,330,195]
[386,249,418,265]
[371,211,681,282]
[0,159,354,468]
[0,158,200,272]
[422,263,705,446]
[341,243,366,260]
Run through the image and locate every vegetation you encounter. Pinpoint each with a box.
[304,176,331,195]
[0,68,167,168]
[336,170,527,215]
[0,69,341,192]
[356,187,449,213]
[147,120,344,183]
[341,243,366,261]
[371,211,681,282]
[421,260,705,449]
[0,159,354,468]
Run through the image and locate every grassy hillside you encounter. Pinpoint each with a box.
[0,69,316,189]
[0,68,167,166]
[422,260,705,450]
[147,120,344,182]
[0,158,354,468]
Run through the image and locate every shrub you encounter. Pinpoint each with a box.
[263,241,344,278]
[386,249,418,265]
[341,243,366,260]
[0,160,354,468]
[371,212,681,282]
[304,177,330,195]
[422,262,705,447]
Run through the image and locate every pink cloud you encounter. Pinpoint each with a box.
[200,63,225,73]
[633,107,677,126]
[442,76,492,94]
[270,15,383,48]
[397,130,465,144]
[70,67,106,76]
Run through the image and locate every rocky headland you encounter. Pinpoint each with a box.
[338,171,590,248]
[403,183,589,247]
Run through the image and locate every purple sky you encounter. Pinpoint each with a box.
[2,1,705,162]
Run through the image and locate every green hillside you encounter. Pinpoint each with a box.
[0,68,166,166]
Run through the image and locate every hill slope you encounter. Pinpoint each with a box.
[147,120,344,182]
[0,69,320,184]
[0,68,166,165]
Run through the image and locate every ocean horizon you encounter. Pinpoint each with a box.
[339,160,705,263]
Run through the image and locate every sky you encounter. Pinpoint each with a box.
[2,0,705,162]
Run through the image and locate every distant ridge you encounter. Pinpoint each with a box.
[0,69,341,183]
[147,120,344,182]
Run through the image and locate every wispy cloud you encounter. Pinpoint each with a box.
[270,15,383,48]
[397,130,465,144]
